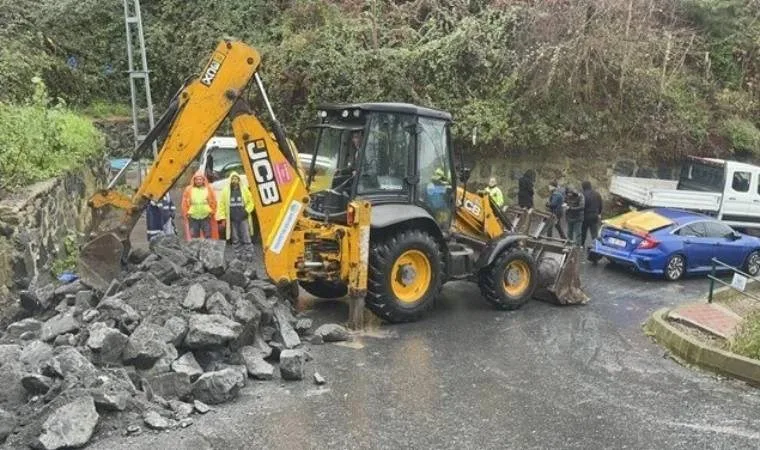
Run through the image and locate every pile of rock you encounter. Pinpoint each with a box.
[0,236,348,449]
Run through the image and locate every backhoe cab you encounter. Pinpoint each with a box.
[299,103,587,322]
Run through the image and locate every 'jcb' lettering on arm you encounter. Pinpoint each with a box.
[246,140,282,205]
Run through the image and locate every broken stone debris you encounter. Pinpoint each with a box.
[314,323,351,343]
[0,237,324,447]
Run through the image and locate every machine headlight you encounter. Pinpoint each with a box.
[341,110,349,118]
[318,110,327,118]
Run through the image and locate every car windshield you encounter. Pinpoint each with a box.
[208,147,243,180]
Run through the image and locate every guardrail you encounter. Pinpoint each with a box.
[707,257,760,303]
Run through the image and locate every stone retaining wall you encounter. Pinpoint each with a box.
[0,161,108,300]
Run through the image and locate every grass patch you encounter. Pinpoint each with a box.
[77,102,131,119]
[731,312,760,360]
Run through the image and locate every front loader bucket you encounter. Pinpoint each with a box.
[502,206,588,305]
[534,244,588,305]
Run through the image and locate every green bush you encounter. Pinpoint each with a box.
[50,234,79,277]
[721,118,760,155]
[731,312,760,360]
[0,81,105,189]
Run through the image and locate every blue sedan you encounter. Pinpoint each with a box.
[588,208,760,280]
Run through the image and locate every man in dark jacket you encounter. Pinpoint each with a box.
[565,186,585,245]
[582,180,603,247]
[518,169,535,208]
[546,181,566,239]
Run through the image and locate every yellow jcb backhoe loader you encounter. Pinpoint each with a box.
[79,39,587,325]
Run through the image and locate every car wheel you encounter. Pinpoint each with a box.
[745,250,760,277]
[664,254,686,281]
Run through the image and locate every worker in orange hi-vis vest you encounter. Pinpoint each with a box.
[181,172,219,240]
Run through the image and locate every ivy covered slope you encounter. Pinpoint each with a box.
[3,0,760,161]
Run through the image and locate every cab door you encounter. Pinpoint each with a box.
[415,117,455,231]
[721,168,755,222]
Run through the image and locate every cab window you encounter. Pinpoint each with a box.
[676,222,706,237]
[357,113,413,194]
[732,171,751,192]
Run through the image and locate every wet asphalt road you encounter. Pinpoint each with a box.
[92,263,760,450]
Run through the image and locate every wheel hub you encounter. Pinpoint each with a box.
[396,264,417,287]
[506,267,522,285]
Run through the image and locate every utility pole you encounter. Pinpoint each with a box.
[123,0,156,185]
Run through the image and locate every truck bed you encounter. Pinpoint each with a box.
[609,176,722,212]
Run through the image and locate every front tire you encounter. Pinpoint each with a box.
[366,230,443,323]
[478,249,537,310]
[664,254,686,281]
[745,250,760,276]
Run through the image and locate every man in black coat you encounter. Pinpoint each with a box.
[518,169,536,209]
[581,180,603,248]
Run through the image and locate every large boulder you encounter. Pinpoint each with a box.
[96,297,140,331]
[0,344,22,367]
[0,408,16,443]
[40,312,80,342]
[19,340,53,372]
[164,316,188,347]
[273,305,300,349]
[240,346,274,380]
[5,318,43,340]
[86,323,128,365]
[171,352,203,381]
[191,369,244,405]
[205,292,234,318]
[197,240,226,275]
[314,323,351,343]
[89,373,135,411]
[220,259,248,288]
[146,372,192,400]
[19,284,56,312]
[148,258,183,285]
[184,314,242,349]
[38,396,99,450]
[182,284,206,310]
[279,349,305,381]
[43,347,99,386]
[122,323,173,368]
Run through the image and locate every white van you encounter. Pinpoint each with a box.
[198,136,337,195]
[610,156,760,229]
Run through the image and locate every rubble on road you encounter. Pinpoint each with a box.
[0,236,326,448]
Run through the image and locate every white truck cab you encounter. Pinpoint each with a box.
[610,156,760,229]
[198,137,247,198]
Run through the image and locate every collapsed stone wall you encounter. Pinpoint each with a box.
[0,161,108,304]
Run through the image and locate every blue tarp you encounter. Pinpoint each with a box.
[110,158,131,170]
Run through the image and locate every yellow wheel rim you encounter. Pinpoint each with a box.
[503,260,530,297]
[391,249,432,304]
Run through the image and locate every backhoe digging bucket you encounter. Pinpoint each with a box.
[502,206,588,305]
[77,196,136,292]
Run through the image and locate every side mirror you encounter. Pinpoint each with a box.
[731,231,742,240]
[458,167,472,184]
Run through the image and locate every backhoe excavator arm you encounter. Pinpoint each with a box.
[79,40,264,289]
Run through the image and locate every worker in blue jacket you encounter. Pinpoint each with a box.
[146,193,176,241]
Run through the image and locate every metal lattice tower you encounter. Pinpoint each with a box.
[123,0,156,183]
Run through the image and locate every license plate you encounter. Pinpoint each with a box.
[607,237,627,248]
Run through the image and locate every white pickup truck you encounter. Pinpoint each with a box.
[610,156,760,229]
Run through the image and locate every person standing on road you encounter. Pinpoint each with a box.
[217,172,255,248]
[484,177,505,209]
[546,180,567,239]
[582,180,603,248]
[517,169,535,209]
[146,193,176,241]
[181,172,218,240]
[565,186,585,246]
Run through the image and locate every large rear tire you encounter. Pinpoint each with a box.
[479,249,537,310]
[366,230,443,323]
[299,280,348,299]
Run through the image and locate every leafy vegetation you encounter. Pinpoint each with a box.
[50,234,79,277]
[731,311,760,360]
[2,0,760,160]
[0,78,105,189]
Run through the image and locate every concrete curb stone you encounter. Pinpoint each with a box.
[645,307,760,386]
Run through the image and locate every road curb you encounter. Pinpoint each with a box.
[645,308,760,386]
